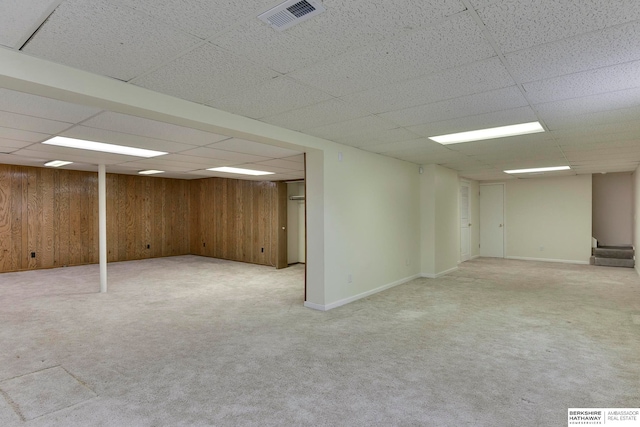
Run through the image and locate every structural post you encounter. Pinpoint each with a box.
[98,164,107,293]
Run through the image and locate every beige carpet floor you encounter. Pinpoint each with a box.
[0,256,639,426]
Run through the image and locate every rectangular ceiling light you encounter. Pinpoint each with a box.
[207,166,274,176]
[44,160,73,167]
[504,166,571,174]
[429,121,545,145]
[43,136,167,158]
[138,170,164,175]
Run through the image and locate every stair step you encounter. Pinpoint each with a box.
[594,257,635,268]
[593,248,634,259]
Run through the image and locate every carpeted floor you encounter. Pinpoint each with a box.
[0,256,638,426]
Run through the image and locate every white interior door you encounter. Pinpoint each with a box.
[460,182,471,262]
[480,184,504,258]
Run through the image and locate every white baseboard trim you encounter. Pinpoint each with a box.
[421,266,459,279]
[505,256,589,265]
[303,301,325,311]
[304,274,422,311]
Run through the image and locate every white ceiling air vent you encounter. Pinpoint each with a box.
[258,0,326,31]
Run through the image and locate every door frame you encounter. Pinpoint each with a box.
[479,183,506,258]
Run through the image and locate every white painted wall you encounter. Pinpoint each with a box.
[505,175,592,263]
[592,173,633,246]
[322,145,421,306]
[420,164,459,277]
[633,166,640,276]
[469,179,481,258]
[436,166,460,273]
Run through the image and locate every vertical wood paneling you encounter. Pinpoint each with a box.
[191,177,279,267]
[0,166,10,271]
[41,168,55,268]
[27,169,38,270]
[0,164,191,273]
[0,164,281,273]
[10,168,25,271]
[106,174,119,262]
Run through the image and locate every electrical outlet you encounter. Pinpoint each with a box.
[539,246,544,251]
[203,242,206,247]
[30,252,36,258]
[348,274,352,283]
[146,244,150,249]
[261,247,264,253]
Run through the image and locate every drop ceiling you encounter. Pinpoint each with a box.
[1,0,640,180]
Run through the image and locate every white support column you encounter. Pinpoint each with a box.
[99,164,107,293]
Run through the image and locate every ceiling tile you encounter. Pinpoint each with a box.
[209,138,301,158]
[231,163,298,174]
[287,14,496,97]
[0,139,34,153]
[506,21,640,83]
[0,111,72,135]
[152,154,230,167]
[535,87,640,121]
[60,126,199,153]
[477,0,640,53]
[303,115,398,144]
[523,60,640,104]
[330,128,421,148]
[133,42,280,104]
[117,0,276,39]
[490,157,570,170]
[0,126,49,143]
[262,99,370,131]
[12,147,140,165]
[211,0,466,74]
[408,106,539,138]
[282,154,305,164]
[0,89,101,123]
[178,147,270,164]
[206,77,333,119]
[380,86,528,127]
[448,134,558,155]
[459,169,510,181]
[542,105,640,131]
[468,0,502,8]
[21,0,202,81]
[117,159,202,172]
[254,158,304,171]
[0,0,59,48]
[185,169,255,179]
[81,112,231,146]
[362,138,447,154]
[341,57,513,114]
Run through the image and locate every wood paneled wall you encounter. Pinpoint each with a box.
[106,174,190,262]
[0,165,288,274]
[190,177,286,267]
[0,164,190,273]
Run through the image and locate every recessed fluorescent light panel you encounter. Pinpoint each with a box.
[44,160,73,167]
[207,167,274,176]
[504,166,571,174]
[429,121,545,145]
[43,136,167,158]
[138,170,164,175]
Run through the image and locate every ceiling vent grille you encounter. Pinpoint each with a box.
[258,0,326,31]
